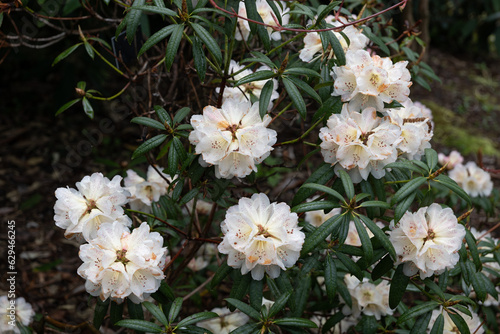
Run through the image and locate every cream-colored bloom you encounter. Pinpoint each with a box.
[0,296,34,334]
[77,222,168,303]
[54,173,131,242]
[332,50,411,111]
[319,106,401,183]
[197,307,249,334]
[124,165,171,214]
[389,204,465,279]
[438,150,464,169]
[449,161,493,197]
[342,275,392,320]
[305,205,341,228]
[429,307,484,334]
[235,0,289,41]
[189,100,277,179]
[218,193,305,280]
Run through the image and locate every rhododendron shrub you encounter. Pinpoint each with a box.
[45,0,500,334]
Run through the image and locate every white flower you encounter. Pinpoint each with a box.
[319,106,401,183]
[345,220,385,247]
[389,203,466,279]
[235,0,289,41]
[0,296,34,334]
[438,150,464,169]
[187,243,217,272]
[124,165,172,214]
[331,50,412,111]
[217,60,279,110]
[386,99,434,160]
[449,161,493,197]
[54,172,131,242]
[197,307,249,334]
[342,275,392,320]
[218,193,305,280]
[189,99,277,179]
[429,307,484,334]
[304,205,341,228]
[77,221,168,303]
[299,16,368,63]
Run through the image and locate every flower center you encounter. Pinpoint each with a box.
[360,131,374,145]
[257,224,272,238]
[226,123,240,140]
[423,229,436,243]
[115,249,129,264]
[85,199,97,215]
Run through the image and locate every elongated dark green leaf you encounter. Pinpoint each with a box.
[362,27,390,55]
[93,298,109,329]
[131,116,166,130]
[337,169,354,199]
[235,70,275,86]
[283,76,307,119]
[397,301,439,324]
[300,183,345,203]
[422,278,445,300]
[55,98,81,116]
[132,134,167,159]
[274,318,317,328]
[179,188,199,206]
[292,164,337,207]
[465,229,481,272]
[115,319,162,333]
[82,97,94,119]
[394,191,416,223]
[259,80,274,119]
[190,22,222,64]
[292,273,311,317]
[167,140,179,176]
[244,0,270,50]
[126,0,145,44]
[389,264,410,309]
[430,313,444,334]
[249,279,263,311]
[336,251,363,281]
[325,30,345,65]
[410,311,433,334]
[371,254,394,281]
[225,298,261,320]
[448,311,470,334]
[192,36,207,82]
[143,301,168,326]
[168,297,183,324]
[322,313,345,334]
[353,216,373,263]
[110,301,124,326]
[391,176,427,205]
[129,4,177,16]
[434,174,472,206]
[139,25,177,57]
[176,312,218,328]
[359,200,390,209]
[292,200,338,214]
[286,75,322,104]
[52,43,82,66]
[359,215,396,260]
[268,291,291,318]
[385,160,427,175]
[228,323,260,334]
[324,254,337,302]
[425,148,438,171]
[173,107,191,124]
[301,214,343,255]
[83,40,94,59]
[210,259,233,289]
[165,24,184,71]
[284,67,321,78]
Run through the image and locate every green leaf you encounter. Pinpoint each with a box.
[283,76,307,119]
[126,0,146,44]
[301,214,343,255]
[139,25,177,57]
[385,160,427,175]
[55,98,81,116]
[391,176,427,205]
[235,70,276,86]
[338,169,354,199]
[394,191,416,223]
[434,175,472,206]
[336,251,363,281]
[165,24,184,71]
[292,164,337,207]
[284,67,321,78]
[286,75,322,104]
[259,80,274,119]
[321,313,345,334]
[397,301,439,325]
[358,200,390,209]
[300,183,345,203]
[131,116,166,130]
[425,148,438,171]
[291,273,311,317]
[325,30,345,65]
[389,264,410,309]
[268,291,291,318]
[173,107,191,124]
[422,278,445,300]
[465,229,481,272]
[167,140,179,176]
[168,297,183,324]
[82,97,94,119]
[154,105,172,128]
[225,298,261,320]
[359,215,396,261]
[132,134,167,159]
[448,311,470,334]
[291,200,338,214]
[52,43,82,66]
[362,27,390,55]
[110,301,124,325]
[179,188,199,206]
[143,301,168,326]
[83,40,94,59]
[93,298,109,329]
[192,36,207,82]
[244,0,270,50]
[249,279,263,311]
[353,216,373,263]
[176,312,219,328]
[410,311,433,334]
[273,318,317,328]
[324,254,337,302]
[115,319,162,333]
[228,323,260,334]
[210,259,233,289]
[371,254,394,281]
[128,298,145,321]
[429,313,444,334]
[190,22,222,64]
[129,4,177,16]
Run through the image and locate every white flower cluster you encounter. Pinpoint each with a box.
[217,60,279,110]
[235,0,289,41]
[343,274,392,320]
[0,296,34,334]
[197,307,249,334]
[78,221,168,303]
[319,106,402,183]
[449,161,493,197]
[54,172,131,242]
[189,100,277,179]
[438,150,464,170]
[124,165,171,214]
[332,49,412,112]
[218,193,305,280]
[389,203,465,279]
[300,16,368,63]
[429,307,484,334]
